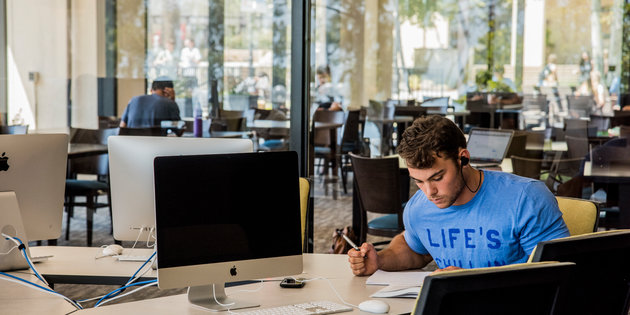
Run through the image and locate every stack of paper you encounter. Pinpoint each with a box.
[366,270,431,298]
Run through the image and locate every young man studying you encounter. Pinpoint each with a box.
[348,115,569,275]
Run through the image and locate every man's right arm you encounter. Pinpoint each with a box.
[347,233,432,276]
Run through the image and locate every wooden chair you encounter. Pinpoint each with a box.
[555,196,599,236]
[349,153,404,244]
[313,110,345,181]
[339,109,365,194]
[65,128,118,246]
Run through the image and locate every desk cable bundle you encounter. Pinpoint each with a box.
[0,233,83,310]
[0,232,159,310]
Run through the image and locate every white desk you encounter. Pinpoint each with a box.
[77,254,417,314]
[30,246,156,287]
[0,272,78,314]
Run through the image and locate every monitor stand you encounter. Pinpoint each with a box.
[0,191,30,271]
[188,283,260,311]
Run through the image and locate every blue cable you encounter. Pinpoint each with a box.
[126,251,156,285]
[94,279,157,307]
[0,271,82,309]
[4,235,48,286]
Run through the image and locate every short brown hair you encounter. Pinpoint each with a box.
[397,115,466,169]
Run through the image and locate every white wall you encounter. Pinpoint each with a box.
[7,0,68,130]
[71,0,99,129]
[523,0,545,67]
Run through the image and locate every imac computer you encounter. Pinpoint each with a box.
[108,136,253,241]
[413,262,575,315]
[0,134,68,271]
[0,134,68,241]
[153,151,303,311]
[530,230,630,315]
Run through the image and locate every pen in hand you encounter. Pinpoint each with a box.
[341,233,365,259]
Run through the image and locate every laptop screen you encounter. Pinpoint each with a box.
[467,128,514,164]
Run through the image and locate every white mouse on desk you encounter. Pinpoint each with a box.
[101,244,123,257]
[358,300,390,314]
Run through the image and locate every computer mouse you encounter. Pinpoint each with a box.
[358,300,390,314]
[102,244,124,256]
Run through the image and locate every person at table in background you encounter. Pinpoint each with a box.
[314,65,343,111]
[120,77,180,128]
[347,115,569,275]
[491,65,516,92]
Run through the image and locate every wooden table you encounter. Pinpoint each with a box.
[584,161,630,228]
[76,254,417,314]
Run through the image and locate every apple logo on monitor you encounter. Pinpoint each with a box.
[230,265,237,276]
[0,152,8,171]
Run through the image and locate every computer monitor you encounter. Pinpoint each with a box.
[466,128,513,166]
[108,136,253,241]
[0,134,68,241]
[530,230,630,315]
[153,151,303,311]
[413,262,575,315]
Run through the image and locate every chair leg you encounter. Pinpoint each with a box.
[65,205,72,241]
[86,196,95,247]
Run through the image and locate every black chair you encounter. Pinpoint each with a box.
[339,109,366,194]
[510,155,544,180]
[65,128,118,246]
[0,125,28,134]
[212,109,247,132]
[118,127,166,136]
[566,95,593,118]
[349,153,404,245]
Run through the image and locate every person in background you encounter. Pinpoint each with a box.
[491,65,516,92]
[591,70,612,116]
[347,115,569,276]
[120,77,180,128]
[314,65,343,111]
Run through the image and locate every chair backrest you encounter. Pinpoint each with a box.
[71,127,119,145]
[564,135,589,159]
[219,109,245,119]
[566,95,593,118]
[555,196,599,236]
[505,133,527,159]
[0,125,28,134]
[340,109,365,154]
[564,118,588,139]
[522,93,548,111]
[611,110,630,127]
[118,127,166,136]
[350,153,402,214]
[510,155,543,180]
[299,177,310,250]
[313,110,345,147]
[619,124,630,139]
[394,105,426,120]
[69,128,114,177]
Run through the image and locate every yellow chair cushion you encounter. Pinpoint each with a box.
[299,177,310,249]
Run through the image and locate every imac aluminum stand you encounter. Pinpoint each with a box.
[0,191,30,271]
[188,283,259,311]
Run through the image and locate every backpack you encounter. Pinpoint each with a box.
[330,226,359,254]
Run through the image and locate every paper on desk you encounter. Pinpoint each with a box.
[366,269,431,286]
[370,285,421,298]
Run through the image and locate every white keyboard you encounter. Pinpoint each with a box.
[116,255,152,262]
[237,301,353,315]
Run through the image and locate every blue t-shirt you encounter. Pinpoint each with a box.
[121,94,181,128]
[403,171,569,269]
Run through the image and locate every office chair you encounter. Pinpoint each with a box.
[555,196,599,236]
[349,153,404,245]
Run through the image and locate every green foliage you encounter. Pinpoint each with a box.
[475,70,493,90]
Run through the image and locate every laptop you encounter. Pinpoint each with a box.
[466,128,514,168]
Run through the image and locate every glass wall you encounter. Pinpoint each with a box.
[310,0,624,138]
